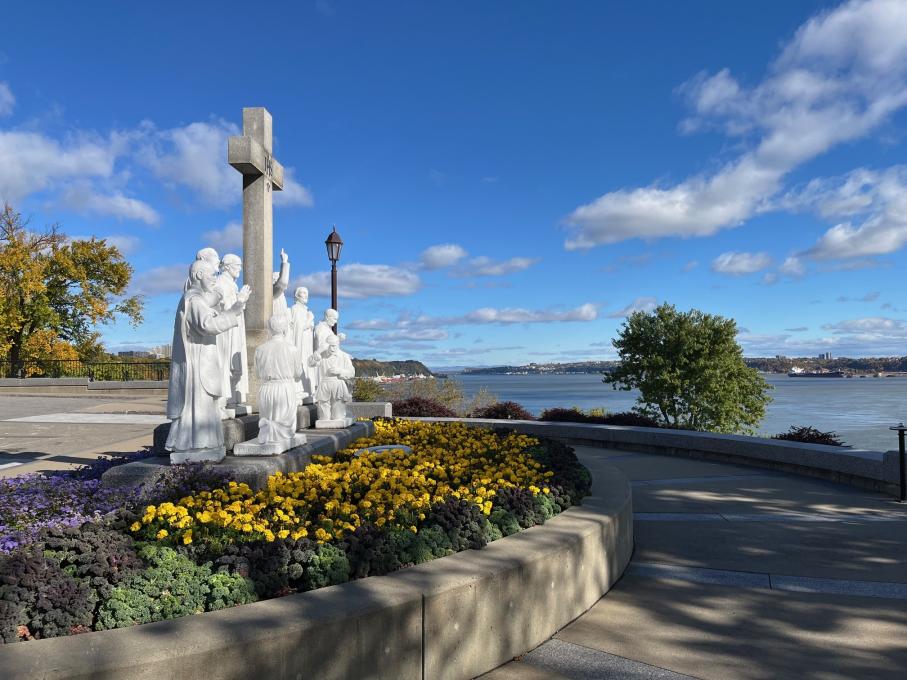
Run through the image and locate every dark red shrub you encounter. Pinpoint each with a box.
[538,407,661,428]
[391,397,456,418]
[774,426,845,447]
[470,401,534,420]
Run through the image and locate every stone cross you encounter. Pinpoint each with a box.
[228,107,285,408]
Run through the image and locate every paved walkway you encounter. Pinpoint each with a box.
[484,445,907,680]
[0,394,165,476]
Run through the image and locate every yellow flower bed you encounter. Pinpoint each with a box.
[134,420,551,546]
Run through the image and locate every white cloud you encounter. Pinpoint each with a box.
[106,235,142,255]
[608,297,657,318]
[822,316,905,334]
[138,120,240,207]
[273,167,314,208]
[564,0,907,250]
[202,221,243,254]
[782,167,907,259]
[779,256,805,277]
[348,303,599,330]
[131,264,188,297]
[682,260,699,272]
[453,303,597,324]
[454,256,540,277]
[293,263,421,300]
[60,183,158,224]
[420,243,468,270]
[0,130,120,204]
[0,82,14,117]
[711,251,772,275]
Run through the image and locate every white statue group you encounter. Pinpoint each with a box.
[165,247,355,463]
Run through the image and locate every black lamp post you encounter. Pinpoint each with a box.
[890,423,907,502]
[325,225,343,334]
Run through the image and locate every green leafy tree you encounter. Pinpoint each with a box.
[604,303,771,434]
[0,204,143,373]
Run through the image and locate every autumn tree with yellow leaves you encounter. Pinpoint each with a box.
[0,204,144,375]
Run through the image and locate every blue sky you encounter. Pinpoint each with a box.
[2,0,907,367]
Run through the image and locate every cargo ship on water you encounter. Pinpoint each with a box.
[788,366,845,378]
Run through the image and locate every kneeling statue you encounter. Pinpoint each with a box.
[233,315,307,456]
[309,334,355,428]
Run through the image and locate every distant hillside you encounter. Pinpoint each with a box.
[352,358,434,377]
[462,361,616,375]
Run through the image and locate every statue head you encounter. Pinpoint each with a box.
[268,314,289,337]
[325,333,340,355]
[221,253,242,279]
[324,308,339,324]
[294,287,309,304]
[190,259,218,294]
[196,247,220,269]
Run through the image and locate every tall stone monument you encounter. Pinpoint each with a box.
[228,108,284,409]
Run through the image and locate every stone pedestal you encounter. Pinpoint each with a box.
[153,415,259,455]
[234,432,307,457]
[297,403,318,430]
[315,418,354,429]
[170,446,226,464]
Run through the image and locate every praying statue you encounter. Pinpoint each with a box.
[271,248,290,321]
[166,258,251,463]
[288,286,315,402]
[309,333,355,428]
[254,315,305,444]
[214,253,249,414]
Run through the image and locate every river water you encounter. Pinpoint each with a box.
[453,373,907,452]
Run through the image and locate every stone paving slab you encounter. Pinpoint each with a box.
[555,574,907,680]
[8,412,168,425]
[523,639,699,680]
[633,519,907,582]
[479,661,571,679]
[630,472,905,515]
[611,454,767,481]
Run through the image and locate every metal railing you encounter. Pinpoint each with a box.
[1,359,170,381]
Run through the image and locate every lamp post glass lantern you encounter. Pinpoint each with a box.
[325,226,343,334]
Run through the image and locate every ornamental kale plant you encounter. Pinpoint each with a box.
[0,474,129,554]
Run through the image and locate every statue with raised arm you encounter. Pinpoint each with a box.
[309,334,355,428]
[289,286,315,402]
[214,253,249,415]
[271,248,290,322]
[166,258,251,463]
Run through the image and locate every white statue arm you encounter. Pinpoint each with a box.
[273,249,290,295]
[189,297,240,337]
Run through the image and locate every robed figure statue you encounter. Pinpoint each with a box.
[165,258,251,463]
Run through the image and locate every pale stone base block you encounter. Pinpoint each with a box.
[315,418,354,429]
[223,408,236,419]
[229,404,251,416]
[233,432,308,457]
[297,403,318,430]
[169,446,226,464]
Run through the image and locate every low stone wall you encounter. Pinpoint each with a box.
[1,446,633,680]
[0,378,167,396]
[415,418,902,496]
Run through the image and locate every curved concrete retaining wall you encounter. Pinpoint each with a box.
[0,448,632,680]
[415,417,901,496]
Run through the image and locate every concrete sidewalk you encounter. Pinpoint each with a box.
[484,446,907,680]
[0,394,164,476]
